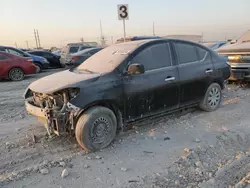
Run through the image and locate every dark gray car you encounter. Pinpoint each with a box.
[66,47,103,67]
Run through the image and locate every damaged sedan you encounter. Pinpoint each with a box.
[24,39,230,151]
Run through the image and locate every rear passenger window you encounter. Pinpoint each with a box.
[131,43,172,71]
[174,43,198,64]
[197,47,207,61]
[69,47,79,53]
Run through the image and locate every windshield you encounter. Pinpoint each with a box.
[76,44,136,73]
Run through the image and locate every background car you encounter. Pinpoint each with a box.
[28,50,63,68]
[60,43,97,66]
[0,52,36,81]
[0,46,49,73]
[67,47,103,67]
[202,41,227,51]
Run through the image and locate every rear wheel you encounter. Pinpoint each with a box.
[199,83,222,112]
[8,68,24,81]
[75,106,117,152]
[34,63,42,73]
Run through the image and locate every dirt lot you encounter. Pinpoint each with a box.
[0,70,250,188]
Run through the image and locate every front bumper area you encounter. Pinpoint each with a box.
[24,88,81,136]
[229,63,250,81]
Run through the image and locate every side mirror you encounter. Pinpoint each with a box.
[127,63,145,75]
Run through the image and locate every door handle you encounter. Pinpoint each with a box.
[205,69,213,73]
[165,77,175,82]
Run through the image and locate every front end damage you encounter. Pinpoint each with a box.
[24,88,81,136]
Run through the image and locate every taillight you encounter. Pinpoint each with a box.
[72,56,80,60]
[26,59,33,63]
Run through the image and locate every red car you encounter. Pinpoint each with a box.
[0,52,36,81]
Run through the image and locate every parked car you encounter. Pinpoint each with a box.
[67,47,103,67]
[24,39,230,151]
[0,52,36,81]
[202,41,227,51]
[28,50,63,68]
[60,43,97,66]
[0,46,50,73]
[216,42,250,81]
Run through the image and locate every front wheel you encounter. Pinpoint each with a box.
[75,106,117,152]
[8,68,24,81]
[199,83,222,112]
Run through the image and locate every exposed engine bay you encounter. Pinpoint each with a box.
[25,88,81,136]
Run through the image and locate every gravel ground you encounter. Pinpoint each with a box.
[0,70,250,188]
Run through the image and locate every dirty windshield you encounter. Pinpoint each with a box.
[76,44,134,73]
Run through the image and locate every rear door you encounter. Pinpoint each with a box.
[173,41,215,107]
[123,42,179,120]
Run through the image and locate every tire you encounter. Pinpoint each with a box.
[8,68,24,81]
[75,106,117,152]
[199,83,222,112]
[34,63,42,73]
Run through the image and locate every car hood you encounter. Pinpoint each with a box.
[28,70,100,94]
[216,42,250,54]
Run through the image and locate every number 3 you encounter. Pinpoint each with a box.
[119,5,128,19]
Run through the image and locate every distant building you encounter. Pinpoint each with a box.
[164,35,203,43]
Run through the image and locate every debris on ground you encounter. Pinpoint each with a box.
[40,168,49,175]
[121,167,128,172]
[126,132,250,188]
[61,169,69,178]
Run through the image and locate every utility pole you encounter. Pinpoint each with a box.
[111,36,114,44]
[201,32,204,43]
[36,29,41,48]
[25,40,29,49]
[153,22,155,36]
[100,20,103,40]
[14,42,17,48]
[34,29,38,48]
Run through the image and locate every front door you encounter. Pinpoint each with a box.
[123,42,179,121]
[173,41,215,107]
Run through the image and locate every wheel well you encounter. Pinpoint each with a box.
[212,79,224,89]
[77,100,123,131]
[33,61,43,68]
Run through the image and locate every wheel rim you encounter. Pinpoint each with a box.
[10,69,23,81]
[207,87,221,108]
[90,117,112,145]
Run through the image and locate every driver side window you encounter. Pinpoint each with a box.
[131,43,172,71]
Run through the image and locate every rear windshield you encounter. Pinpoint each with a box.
[76,44,137,73]
[69,46,79,53]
